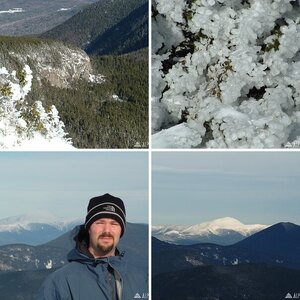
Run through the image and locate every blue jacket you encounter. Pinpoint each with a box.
[37,237,148,300]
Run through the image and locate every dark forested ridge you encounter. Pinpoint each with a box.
[153,264,300,300]
[0,269,52,300]
[86,2,148,55]
[41,0,148,51]
[152,222,300,299]
[0,0,98,36]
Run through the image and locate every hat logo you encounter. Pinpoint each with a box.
[103,205,115,212]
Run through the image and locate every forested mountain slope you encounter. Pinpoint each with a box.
[0,0,98,36]
[0,37,148,148]
[41,0,148,51]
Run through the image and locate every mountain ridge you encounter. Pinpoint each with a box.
[152,217,268,245]
[85,2,148,56]
[0,213,83,245]
[41,0,148,54]
[0,0,98,36]
[236,222,300,261]
[152,222,300,299]
[152,222,300,275]
[0,213,82,232]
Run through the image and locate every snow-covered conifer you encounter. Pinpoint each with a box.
[0,65,72,149]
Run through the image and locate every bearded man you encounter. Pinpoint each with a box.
[37,193,148,300]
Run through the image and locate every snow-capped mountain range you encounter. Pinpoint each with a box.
[152,217,269,245]
[0,213,81,231]
[0,213,82,246]
[152,222,300,299]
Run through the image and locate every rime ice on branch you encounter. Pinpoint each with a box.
[152,0,300,148]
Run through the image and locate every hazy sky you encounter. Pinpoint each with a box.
[152,151,300,226]
[0,152,148,223]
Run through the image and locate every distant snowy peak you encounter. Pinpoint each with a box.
[152,217,269,245]
[182,217,267,236]
[0,213,82,232]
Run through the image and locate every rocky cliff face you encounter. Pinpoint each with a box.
[0,37,94,88]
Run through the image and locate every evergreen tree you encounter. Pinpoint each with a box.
[0,65,71,149]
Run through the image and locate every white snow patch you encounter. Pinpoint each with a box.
[112,94,124,102]
[45,260,53,269]
[10,134,75,151]
[0,8,24,14]
[35,259,40,269]
[185,256,203,266]
[24,255,31,262]
[213,253,219,260]
[89,74,106,84]
[57,8,72,11]
[152,121,204,148]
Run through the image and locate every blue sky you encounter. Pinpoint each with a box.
[152,151,300,226]
[0,152,148,223]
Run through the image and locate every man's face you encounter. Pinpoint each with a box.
[88,218,122,257]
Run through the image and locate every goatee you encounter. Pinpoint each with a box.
[97,232,115,255]
[96,244,114,255]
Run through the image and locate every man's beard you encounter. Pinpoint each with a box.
[96,233,115,255]
[96,244,114,255]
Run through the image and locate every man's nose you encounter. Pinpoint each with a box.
[102,223,112,232]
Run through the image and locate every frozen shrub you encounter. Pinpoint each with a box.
[0,65,72,149]
[152,0,300,148]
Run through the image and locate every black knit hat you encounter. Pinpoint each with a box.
[85,193,126,237]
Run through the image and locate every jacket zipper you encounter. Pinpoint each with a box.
[113,267,123,300]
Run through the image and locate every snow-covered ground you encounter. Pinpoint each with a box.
[8,135,75,151]
[152,0,300,148]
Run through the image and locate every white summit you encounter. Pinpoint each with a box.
[152,217,268,245]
